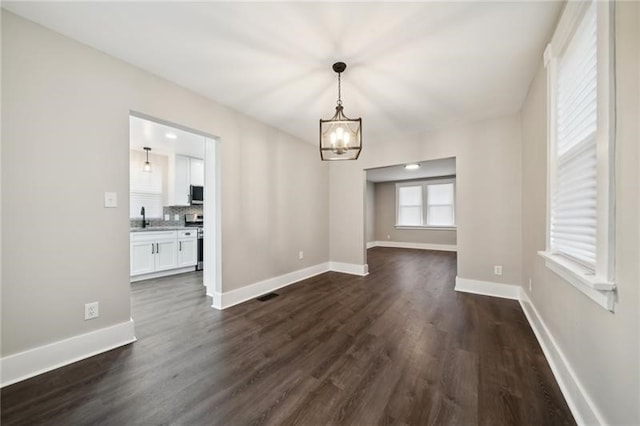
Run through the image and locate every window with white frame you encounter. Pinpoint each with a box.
[130,150,164,219]
[397,185,423,226]
[396,179,455,228]
[540,0,616,311]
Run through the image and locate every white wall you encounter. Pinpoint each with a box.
[1,11,329,357]
[520,2,639,423]
[365,181,375,244]
[330,114,522,285]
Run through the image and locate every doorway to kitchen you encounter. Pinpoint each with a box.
[128,112,220,307]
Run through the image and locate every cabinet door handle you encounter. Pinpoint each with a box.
[151,243,155,254]
[156,243,159,253]
[179,241,182,251]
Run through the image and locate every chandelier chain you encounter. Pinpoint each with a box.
[337,72,342,106]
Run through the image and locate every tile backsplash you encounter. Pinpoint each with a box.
[130,205,203,228]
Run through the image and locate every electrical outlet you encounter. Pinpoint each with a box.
[85,302,99,320]
[387,235,391,240]
[298,251,304,260]
[174,214,180,221]
[529,277,532,291]
[494,265,503,276]
[164,214,170,221]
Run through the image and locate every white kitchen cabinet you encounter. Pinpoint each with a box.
[155,238,178,271]
[167,155,204,206]
[168,155,190,206]
[130,240,155,276]
[177,229,198,267]
[190,158,204,187]
[130,231,178,276]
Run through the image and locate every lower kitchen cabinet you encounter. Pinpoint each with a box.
[177,229,198,268]
[130,239,155,276]
[130,231,179,278]
[155,238,178,271]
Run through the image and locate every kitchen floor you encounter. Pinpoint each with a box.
[1,248,574,425]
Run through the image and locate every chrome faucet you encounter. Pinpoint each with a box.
[140,206,149,228]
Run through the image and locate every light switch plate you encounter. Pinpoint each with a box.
[164,214,170,221]
[174,214,180,221]
[104,192,117,208]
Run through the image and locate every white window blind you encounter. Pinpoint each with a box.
[550,2,597,270]
[130,150,164,219]
[426,183,455,226]
[397,186,423,226]
[130,192,163,219]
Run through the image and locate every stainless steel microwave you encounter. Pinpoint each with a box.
[190,185,203,205]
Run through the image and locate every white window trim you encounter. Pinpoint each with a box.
[539,0,616,312]
[395,178,456,229]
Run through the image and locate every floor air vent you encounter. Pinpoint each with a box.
[256,293,279,302]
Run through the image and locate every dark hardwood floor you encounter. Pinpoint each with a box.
[1,248,574,425]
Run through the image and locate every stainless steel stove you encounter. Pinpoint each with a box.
[185,215,204,271]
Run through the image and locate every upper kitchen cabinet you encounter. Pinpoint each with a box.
[167,154,205,206]
[168,154,190,206]
[190,158,204,187]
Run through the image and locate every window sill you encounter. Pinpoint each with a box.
[395,225,456,231]
[538,251,616,311]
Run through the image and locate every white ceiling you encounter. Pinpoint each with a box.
[130,115,205,159]
[366,157,456,183]
[3,2,562,145]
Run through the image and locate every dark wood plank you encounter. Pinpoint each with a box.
[1,248,575,425]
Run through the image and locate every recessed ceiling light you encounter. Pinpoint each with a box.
[405,164,420,170]
[165,133,177,139]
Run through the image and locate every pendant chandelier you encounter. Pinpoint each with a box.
[319,62,362,161]
[143,147,152,172]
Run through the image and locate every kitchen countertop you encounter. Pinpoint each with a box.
[130,226,198,232]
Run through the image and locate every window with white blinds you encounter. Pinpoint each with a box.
[397,186,423,226]
[541,0,616,311]
[130,193,163,219]
[396,179,456,228]
[130,149,164,219]
[426,183,455,226]
[550,2,598,270]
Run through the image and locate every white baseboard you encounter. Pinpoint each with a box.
[0,319,136,388]
[130,266,196,282]
[454,276,520,300]
[213,262,331,310]
[210,261,370,310]
[519,290,603,425]
[370,241,457,252]
[454,277,602,425]
[329,261,369,276]
[209,291,223,310]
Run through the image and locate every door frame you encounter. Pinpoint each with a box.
[129,111,222,302]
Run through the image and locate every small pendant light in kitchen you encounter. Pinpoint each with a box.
[319,62,362,160]
[143,147,152,172]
